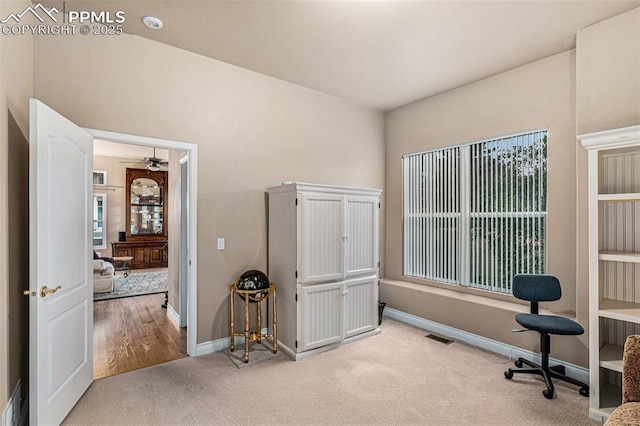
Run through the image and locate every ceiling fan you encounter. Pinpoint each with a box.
[120,147,168,171]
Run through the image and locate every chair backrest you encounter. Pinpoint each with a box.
[512,274,562,303]
[622,335,640,403]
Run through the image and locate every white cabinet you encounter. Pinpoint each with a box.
[268,182,381,360]
[579,125,640,423]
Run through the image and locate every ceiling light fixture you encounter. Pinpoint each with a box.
[147,164,161,172]
[142,16,163,29]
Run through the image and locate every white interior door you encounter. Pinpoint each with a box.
[29,99,93,425]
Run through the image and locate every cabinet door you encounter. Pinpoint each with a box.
[344,275,378,338]
[299,193,344,283]
[345,196,378,277]
[133,248,146,266]
[299,282,344,351]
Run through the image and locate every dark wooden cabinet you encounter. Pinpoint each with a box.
[112,168,169,269]
[111,240,168,269]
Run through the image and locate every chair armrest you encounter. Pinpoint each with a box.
[623,335,640,403]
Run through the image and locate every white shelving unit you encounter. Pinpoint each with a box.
[579,125,640,423]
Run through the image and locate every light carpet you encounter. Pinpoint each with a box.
[223,341,284,368]
[93,271,168,301]
[63,318,597,425]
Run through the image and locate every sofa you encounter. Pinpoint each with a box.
[605,335,640,425]
[93,258,114,294]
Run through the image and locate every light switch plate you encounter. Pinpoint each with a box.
[217,238,225,250]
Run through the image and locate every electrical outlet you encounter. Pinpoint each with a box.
[217,238,225,250]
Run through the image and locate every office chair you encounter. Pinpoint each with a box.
[504,274,589,399]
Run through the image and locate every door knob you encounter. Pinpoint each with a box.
[23,290,34,296]
[40,285,62,298]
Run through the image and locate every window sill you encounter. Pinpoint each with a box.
[380,276,578,319]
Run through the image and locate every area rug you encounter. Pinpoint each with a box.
[223,341,283,368]
[94,271,168,301]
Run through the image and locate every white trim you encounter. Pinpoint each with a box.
[166,303,180,327]
[579,125,640,151]
[194,328,270,357]
[384,308,589,384]
[84,128,198,357]
[267,182,382,197]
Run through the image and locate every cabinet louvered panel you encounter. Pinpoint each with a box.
[300,282,344,351]
[301,194,344,283]
[345,197,378,277]
[344,276,377,338]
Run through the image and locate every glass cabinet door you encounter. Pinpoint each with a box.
[130,177,163,236]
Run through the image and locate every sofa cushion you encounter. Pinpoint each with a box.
[605,402,640,425]
[93,259,105,271]
[100,262,114,276]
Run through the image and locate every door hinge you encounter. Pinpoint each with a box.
[295,340,298,348]
[295,198,298,206]
[295,294,298,302]
[378,261,380,268]
[295,270,298,279]
[378,202,381,208]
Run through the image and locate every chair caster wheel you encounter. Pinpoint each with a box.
[543,389,554,399]
[515,359,523,368]
[504,370,513,379]
[579,387,589,397]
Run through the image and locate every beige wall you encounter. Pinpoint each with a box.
[383,50,588,365]
[34,33,385,344]
[575,8,640,308]
[576,8,640,136]
[0,0,33,408]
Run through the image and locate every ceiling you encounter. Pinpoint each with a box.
[42,1,640,111]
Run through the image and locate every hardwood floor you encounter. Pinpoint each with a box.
[93,293,187,380]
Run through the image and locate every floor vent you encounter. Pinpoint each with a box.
[425,334,454,345]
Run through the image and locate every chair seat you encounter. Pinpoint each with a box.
[515,313,584,335]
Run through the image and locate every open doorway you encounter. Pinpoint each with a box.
[88,130,198,379]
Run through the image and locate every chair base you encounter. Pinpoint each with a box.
[504,334,589,399]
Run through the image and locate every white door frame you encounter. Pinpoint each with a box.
[85,128,198,356]
[179,155,189,327]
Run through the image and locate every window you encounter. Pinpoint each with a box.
[403,129,547,293]
[93,170,107,186]
[93,193,107,249]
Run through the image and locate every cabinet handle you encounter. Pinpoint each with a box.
[341,290,349,296]
[342,235,349,241]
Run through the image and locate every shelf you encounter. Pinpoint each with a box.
[599,251,640,263]
[131,203,164,207]
[598,193,640,202]
[600,344,624,372]
[600,299,640,323]
[600,383,622,415]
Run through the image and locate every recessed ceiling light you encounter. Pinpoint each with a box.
[142,16,163,30]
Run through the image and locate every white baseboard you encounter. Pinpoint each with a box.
[167,303,180,326]
[194,328,270,357]
[384,308,589,384]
